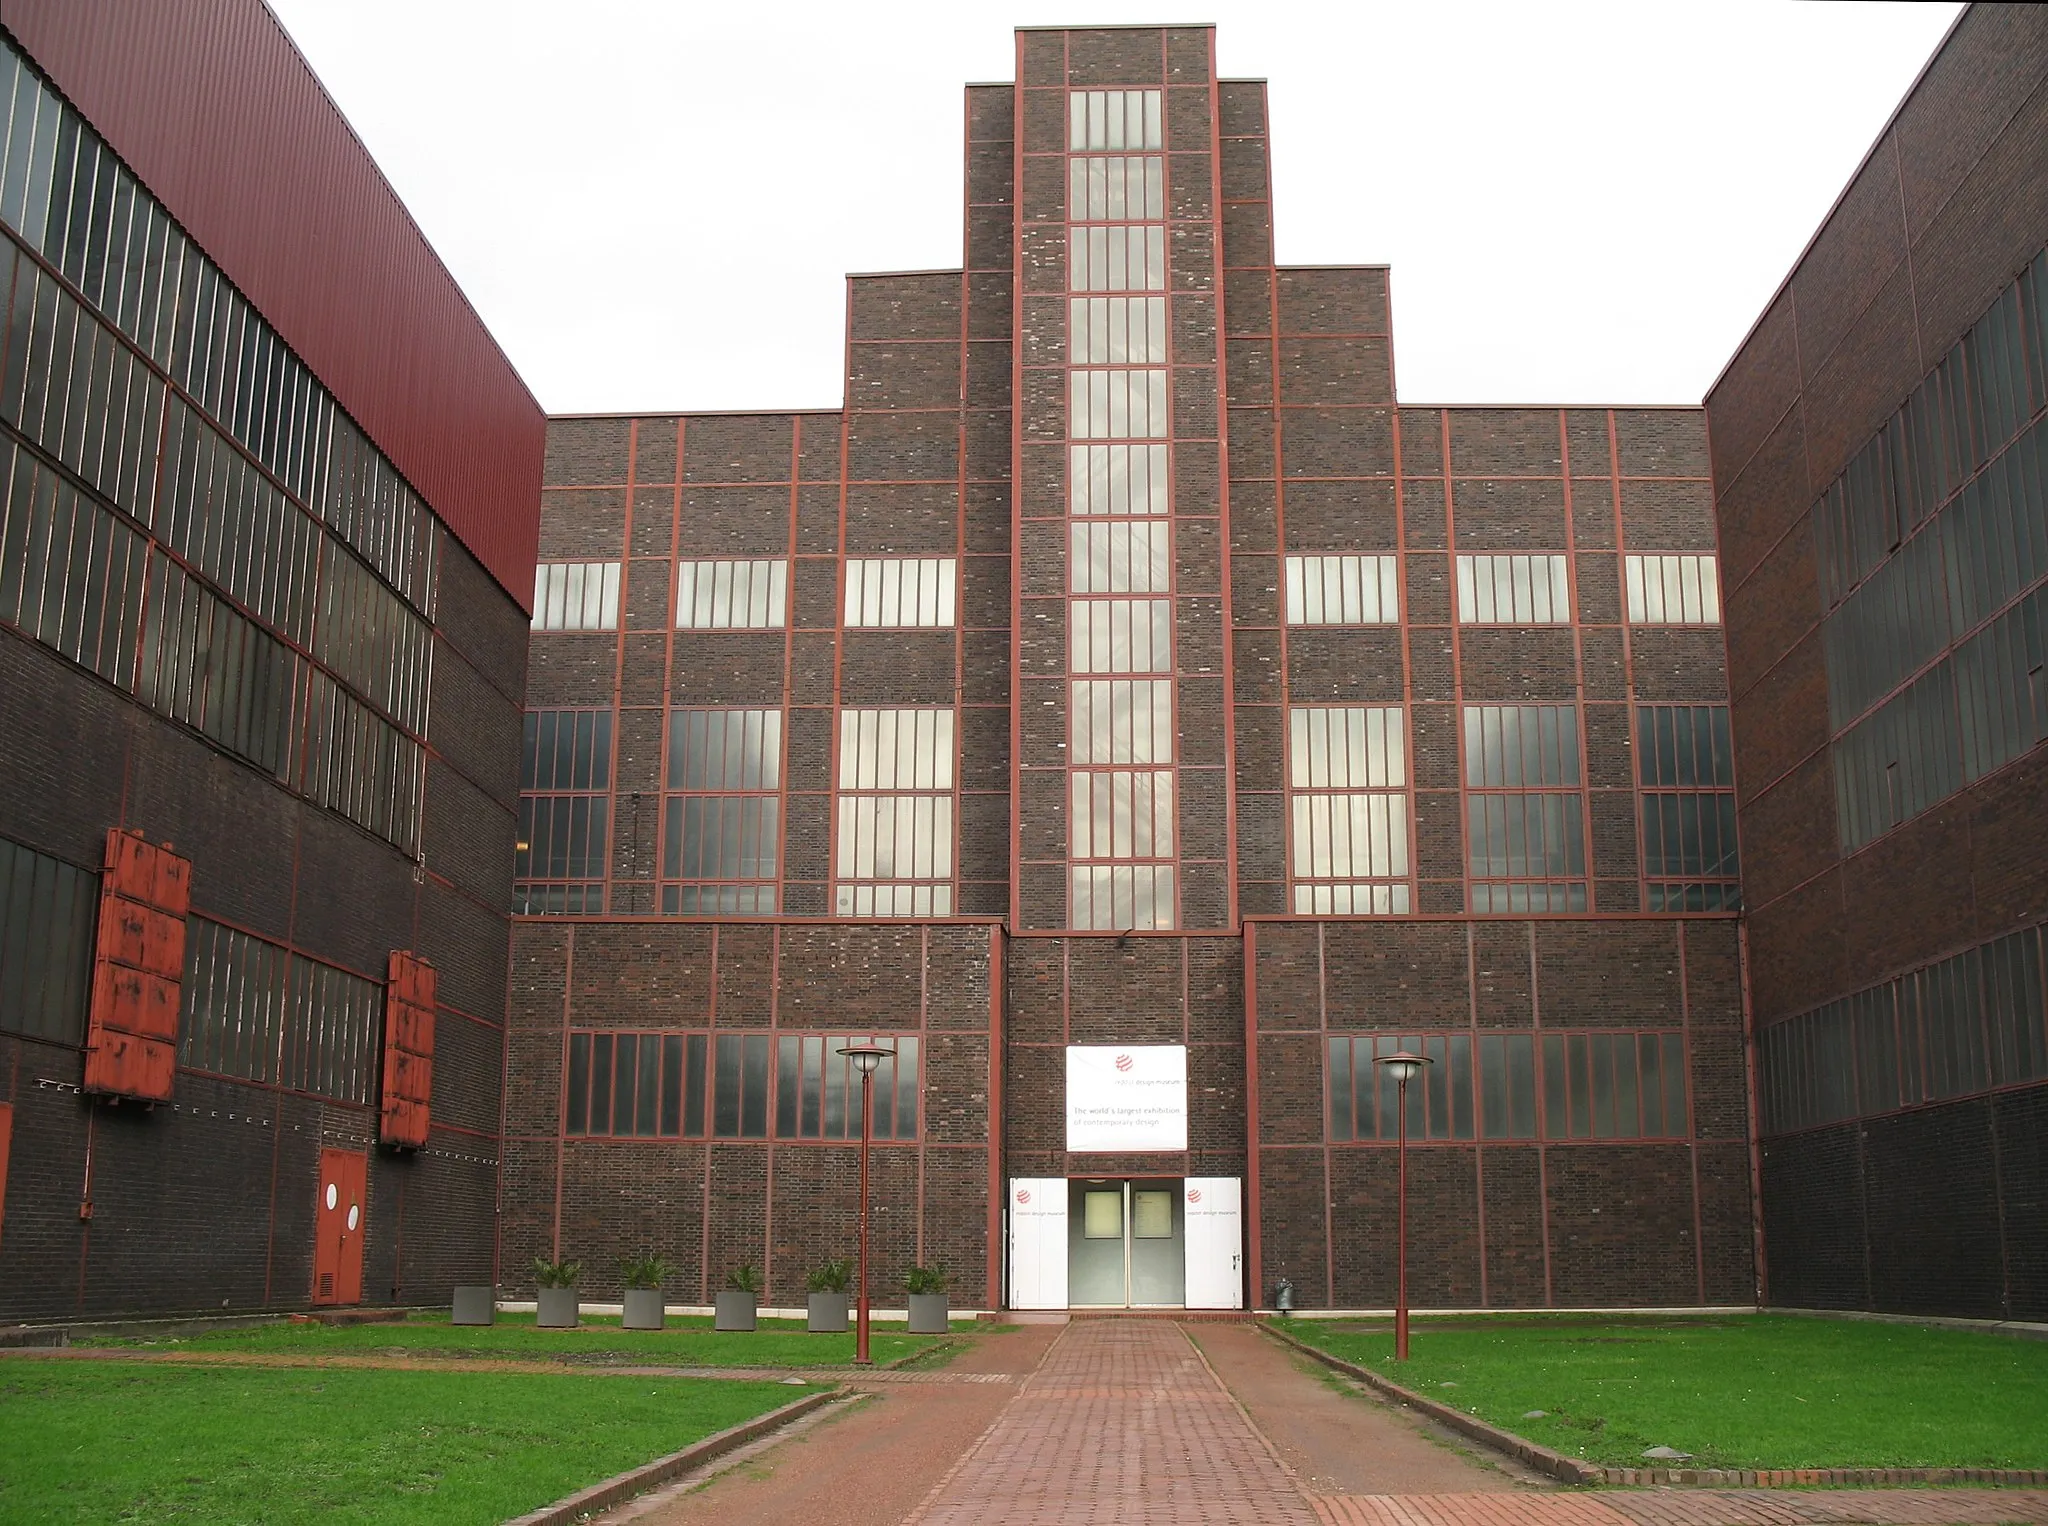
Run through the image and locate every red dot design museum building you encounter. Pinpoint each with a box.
[0,5,2042,1326]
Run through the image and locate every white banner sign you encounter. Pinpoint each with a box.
[1066,1045,1187,1152]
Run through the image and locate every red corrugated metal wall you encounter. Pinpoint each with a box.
[0,0,544,609]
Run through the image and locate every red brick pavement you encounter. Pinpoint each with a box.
[907,1319,1317,1525]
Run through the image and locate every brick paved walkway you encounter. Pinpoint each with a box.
[1313,1494,2048,1526]
[908,1318,1317,1525]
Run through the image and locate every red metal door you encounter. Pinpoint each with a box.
[312,1148,367,1306]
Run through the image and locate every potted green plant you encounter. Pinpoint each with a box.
[533,1257,582,1328]
[715,1264,760,1331]
[619,1253,671,1331]
[806,1257,853,1332]
[904,1263,950,1333]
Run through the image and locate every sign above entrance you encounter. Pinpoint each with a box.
[1066,1045,1187,1152]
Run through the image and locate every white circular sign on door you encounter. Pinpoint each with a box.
[346,1205,360,1232]
[325,1184,338,1210]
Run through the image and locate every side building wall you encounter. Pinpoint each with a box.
[1706,3,2048,1319]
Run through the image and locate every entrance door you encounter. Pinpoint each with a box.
[1007,1178,1069,1309]
[1182,1177,1243,1308]
[1067,1178,1186,1307]
[312,1148,367,1306]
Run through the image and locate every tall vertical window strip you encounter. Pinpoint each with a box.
[516,709,612,915]
[1812,245,2048,851]
[843,558,956,628]
[1464,703,1586,912]
[0,834,96,1044]
[1757,926,2048,1136]
[835,708,955,916]
[1285,555,1399,625]
[677,558,787,630]
[1625,554,1721,624]
[663,708,781,915]
[1065,88,1174,934]
[1288,706,1410,914]
[1637,705,1740,911]
[531,561,620,632]
[180,918,381,1106]
[1455,554,1570,624]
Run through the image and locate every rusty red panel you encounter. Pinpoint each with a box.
[0,1101,12,1248]
[85,831,191,1102]
[0,0,544,610]
[380,951,435,1147]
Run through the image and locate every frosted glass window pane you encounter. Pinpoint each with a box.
[843,558,958,628]
[532,561,622,631]
[1284,555,1399,624]
[1455,554,1570,624]
[676,559,788,629]
[1624,554,1721,624]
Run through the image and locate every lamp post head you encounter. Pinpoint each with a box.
[839,1042,894,1079]
[1373,1049,1432,1087]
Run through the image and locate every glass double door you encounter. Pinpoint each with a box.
[1067,1177,1186,1307]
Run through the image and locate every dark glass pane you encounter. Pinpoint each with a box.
[635,1034,660,1137]
[775,1036,800,1137]
[713,1033,742,1137]
[801,1036,822,1137]
[1614,1034,1641,1137]
[1506,1035,1536,1139]
[1662,1034,1688,1135]
[588,1033,613,1135]
[1589,1034,1617,1138]
[684,1033,707,1136]
[660,1034,683,1136]
[895,1036,919,1139]
[611,1030,638,1134]
[870,1037,896,1138]
[1423,1035,1449,1140]
[1328,1037,1353,1141]
[824,1036,847,1139]
[741,1034,769,1138]
[1639,1031,1664,1135]
[591,710,613,790]
[1567,1034,1591,1138]
[1448,1034,1474,1140]
[534,710,557,791]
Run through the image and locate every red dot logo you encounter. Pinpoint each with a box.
[1016,1188,1031,1205]
[1187,1188,1203,1204]
[1114,1053,1134,1072]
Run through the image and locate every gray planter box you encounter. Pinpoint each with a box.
[622,1288,665,1330]
[451,1286,495,1326]
[714,1289,757,1331]
[536,1288,579,1328]
[907,1292,949,1334]
[806,1291,849,1332]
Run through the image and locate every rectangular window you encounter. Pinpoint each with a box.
[1538,1032,1688,1139]
[1068,90,1163,151]
[1069,597,1173,673]
[1069,443,1169,516]
[1455,553,1570,624]
[0,441,149,692]
[773,1034,920,1142]
[1071,768,1174,860]
[1068,158,1164,222]
[531,561,620,632]
[843,557,956,628]
[663,708,780,915]
[1070,520,1170,594]
[1069,864,1175,931]
[0,833,96,1045]
[278,955,381,1107]
[516,708,612,915]
[1071,678,1174,763]
[1289,706,1410,915]
[1625,554,1721,624]
[1327,1034,1475,1142]
[565,1029,709,1139]
[1637,703,1739,911]
[1068,227,1166,292]
[677,557,787,630]
[1464,704,1581,787]
[1285,554,1399,625]
[1070,296,1168,364]
[835,708,954,917]
[713,1032,771,1138]
[1467,795,1587,912]
[1069,368,1169,438]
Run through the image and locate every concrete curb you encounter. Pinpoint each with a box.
[1259,1321,1601,1485]
[1258,1323,2048,1490]
[501,1385,845,1526]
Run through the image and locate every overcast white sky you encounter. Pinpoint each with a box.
[265,1,1961,415]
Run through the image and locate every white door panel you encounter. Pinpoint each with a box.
[1007,1177,1069,1310]
[1182,1176,1242,1309]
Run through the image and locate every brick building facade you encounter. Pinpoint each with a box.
[1707,4,2048,1321]
[0,3,539,1322]
[516,25,1757,1312]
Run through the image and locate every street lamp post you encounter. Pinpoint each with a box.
[1372,1049,1432,1361]
[838,1042,894,1366]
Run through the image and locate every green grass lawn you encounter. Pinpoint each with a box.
[86,1310,954,1368]
[1279,1314,2048,1470]
[0,1360,809,1524]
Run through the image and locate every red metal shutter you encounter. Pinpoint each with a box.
[379,951,435,1148]
[82,830,190,1102]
